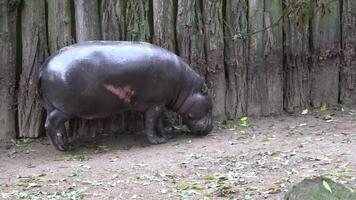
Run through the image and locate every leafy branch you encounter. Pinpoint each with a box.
[225,0,338,39]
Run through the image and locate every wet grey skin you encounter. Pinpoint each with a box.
[39,41,213,151]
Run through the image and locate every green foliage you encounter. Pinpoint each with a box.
[239,116,250,128]
[218,117,251,129]
[11,138,32,146]
[67,154,91,162]
[225,0,337,39]
[320,104,328,112]
[218,120,239,129]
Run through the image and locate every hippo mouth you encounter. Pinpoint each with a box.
[185,115,213,136]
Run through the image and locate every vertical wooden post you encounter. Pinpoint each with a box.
[203,0,226,120]
[310,0,340,107]
[18,0,48,137]
[340,0,356,106]
[71,0,103,137]
[100,0,125,41]
[47,0,74,54]
[283,0,312,112]
[264,0,284,115]
[125,0,151,42]
[153,0,176,51]
[248,0,265,116]
[74,0,101,42]
[224,0,248,119]
[248,0,283,116]
[99,0,126,134]
[176,0,206,76]
[0,0,19,141]
[124,0,152,132]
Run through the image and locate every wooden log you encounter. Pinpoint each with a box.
[310,0,340,107]
[176,0,206,76]
[71,0,104,137]
[153,0,181,127]
[203,0,226,120]
[123,0,152,132]
[125,0,151,41]
[47,0,74,54]
[340,0,356,106]
[47,0,76,138]
[99,0,127,135]
[74,0,101,42]
[224,0,248,119]
[247,0,283,116]
[100,0,125,41]
[18,0,48,137]
[153,0,176,51]
[283,0,312,113]
[0,0,19,141]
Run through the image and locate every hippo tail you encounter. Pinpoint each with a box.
[37,56,52,98]
[37,68,43,98]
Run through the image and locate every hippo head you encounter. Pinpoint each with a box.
[180,93,213,135]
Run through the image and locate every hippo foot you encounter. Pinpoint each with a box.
[52,141,72,151]
[50,133,74,151]
[147,134,167,144]
[160,131,176,140]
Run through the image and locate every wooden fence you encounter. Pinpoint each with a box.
[0,0,355,140]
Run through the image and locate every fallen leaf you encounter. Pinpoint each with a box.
[323,180,332,193]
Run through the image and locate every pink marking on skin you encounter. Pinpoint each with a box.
[104,84,134,104]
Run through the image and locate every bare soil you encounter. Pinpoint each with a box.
[0,109,355,200]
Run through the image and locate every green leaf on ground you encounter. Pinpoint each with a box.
[323,180,332,193]
[320,104,328,112]
[301,109,309,115]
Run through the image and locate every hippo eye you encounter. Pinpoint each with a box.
[188,113,194,118]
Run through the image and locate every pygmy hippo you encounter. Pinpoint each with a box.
[39,41,213,151]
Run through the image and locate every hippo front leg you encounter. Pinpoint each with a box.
[145,105,167,144]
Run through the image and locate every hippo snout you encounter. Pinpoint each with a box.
[186,115,213,136]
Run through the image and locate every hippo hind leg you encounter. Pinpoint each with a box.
[43,98,72,151]
[45,109,72,151]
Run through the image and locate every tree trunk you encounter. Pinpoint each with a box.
[47,0,75,138]
[247,0,283,116]
[264,0,284,115]
[340,0,356,106]
[124,0,153,132]
[125,0,151,42]
[283,0,312,113]
[153,0,176,51]
[176,0,206,76]
[18,0,48,138]
[224,0,248,119]
[71,0,104,137]
[99,0,127,135]
[47,0,74,54]
[74,0,101,42]
[202,0,226,120]
[100,0,125,41]
[310,0,340,107]
[0,0,18,141]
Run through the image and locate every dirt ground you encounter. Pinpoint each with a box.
[0,109,355,200]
